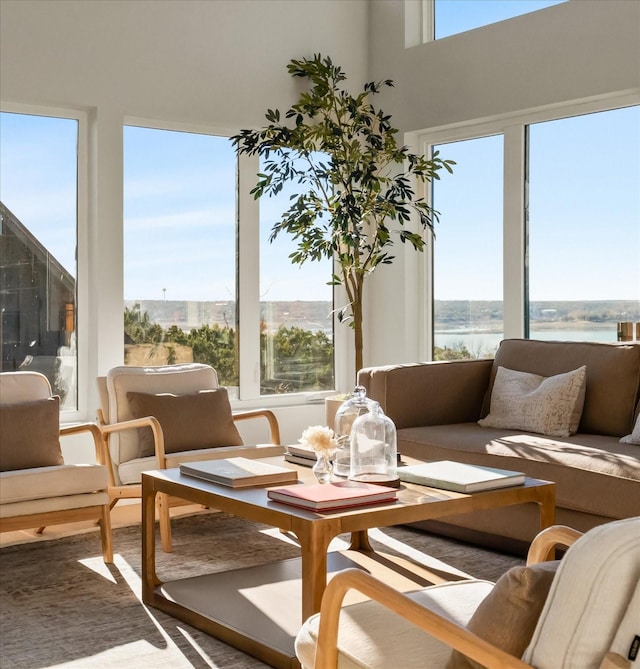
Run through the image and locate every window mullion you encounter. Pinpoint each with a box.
[503,124,527,339]
[237,153,261,400]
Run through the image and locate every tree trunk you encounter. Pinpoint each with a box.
[352,277,364,384]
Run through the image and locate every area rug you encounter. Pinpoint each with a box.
[0,512,524,668]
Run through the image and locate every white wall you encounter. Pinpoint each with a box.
[363,0,640,368]
[0,0,369,455]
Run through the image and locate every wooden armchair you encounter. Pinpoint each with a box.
[97,363,283,552]
[296,517,640,669]
[0,371,113,563]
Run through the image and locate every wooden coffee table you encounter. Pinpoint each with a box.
[141,457,555,669]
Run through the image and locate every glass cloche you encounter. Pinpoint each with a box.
[333,386,378,477]
[349,401,399,485]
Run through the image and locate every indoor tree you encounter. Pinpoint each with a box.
[232,54,454,379]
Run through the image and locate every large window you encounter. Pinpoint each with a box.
[124,126,335,398]
[435,0,566,40]
[432,135,504,359]
[427,102,640,360]
[259,163,334,395]
[528,107,640,340]
[0,111,79,410]
[123,126,239,392]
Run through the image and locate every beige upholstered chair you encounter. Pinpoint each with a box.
[296,517,640,669]
[97,363,283,552]
[0,371,113,563]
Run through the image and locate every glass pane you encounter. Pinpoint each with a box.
[0,112,78,410]
[259,157,334,395]
[528,106,640,343]
[435,0,566,40]
[124,127,238,392]
[432,135,503,359]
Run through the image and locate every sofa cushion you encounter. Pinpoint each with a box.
[482,340,640,437]
[447,561,559,669]
[0,396,64,472]
[620,413,640,445]
[479,365,586,437]
[127,388,243,456]
[396,423,640,520]
[523,517,640,669]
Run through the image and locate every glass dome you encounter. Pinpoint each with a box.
[349,401,398,485]
[333,386,378,477]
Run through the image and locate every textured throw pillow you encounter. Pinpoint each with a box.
[127,388,243,456]
[0,396,63,471]
[447,561,560,669]
[620,413,640,445]
[478,365,587,437]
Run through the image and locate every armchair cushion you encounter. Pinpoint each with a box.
[0,396,64,471]
[127,388,243,456]
[295,579,494,669]
[447,560,560,669]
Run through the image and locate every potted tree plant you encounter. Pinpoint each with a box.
[232,54,454,381]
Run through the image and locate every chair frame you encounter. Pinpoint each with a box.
[0,421,114,564]
[309,525,585,669]
[97,405,281,552]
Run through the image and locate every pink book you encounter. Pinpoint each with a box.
[267,480,397,511]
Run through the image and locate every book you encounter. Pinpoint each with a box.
[285,444,318,460]
[284,453,316,468]
[397,460,525,493]
[180,457,298,488]
[267,480,398,511]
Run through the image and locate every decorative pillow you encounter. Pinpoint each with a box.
[0,396,63,471]
[478,365,587,437]
[446,561,560,669]
[620,413,640,445]
[126,388,243,456]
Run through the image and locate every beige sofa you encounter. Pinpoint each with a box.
[358,339,640,553]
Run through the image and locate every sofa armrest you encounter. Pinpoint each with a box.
[358,359,494,429]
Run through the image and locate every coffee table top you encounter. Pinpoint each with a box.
[142,456,554,533]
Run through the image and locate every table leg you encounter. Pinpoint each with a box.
[295,518,340,621]
[141,477,161,602]
[348,530,373,551]
[538,484,556,530]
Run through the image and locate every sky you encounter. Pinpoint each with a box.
[1,0,638,305]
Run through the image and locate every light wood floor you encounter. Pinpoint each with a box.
[0,502,205,549]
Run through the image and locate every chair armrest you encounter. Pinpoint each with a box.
[59,422,106,465]
[98,414,167,476]
[526,525,584,565]
[314,568,532,669]
[233,409,281,445]
[358,359,493,428]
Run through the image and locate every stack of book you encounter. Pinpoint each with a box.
[284,444,319,467]
[267,480,398,512]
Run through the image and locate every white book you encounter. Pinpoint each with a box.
[398,460,525,493]
[180,457,298,488]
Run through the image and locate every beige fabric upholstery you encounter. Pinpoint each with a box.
[0,464,108,505]
[295,580,494,669]
[0,371,113,563]
[523,517,640,669]
[102,363,219,480]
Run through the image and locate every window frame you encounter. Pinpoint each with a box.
[122,119,342,408]
[417,93,640,360]
[0,102,88,421]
